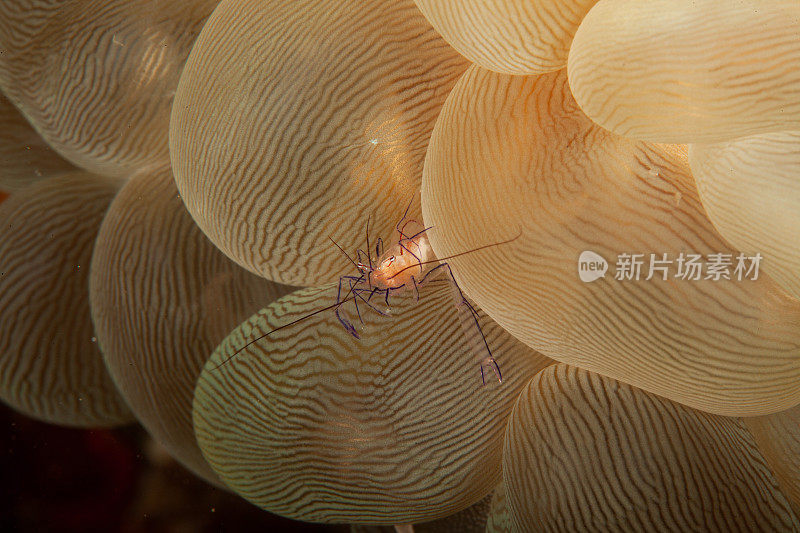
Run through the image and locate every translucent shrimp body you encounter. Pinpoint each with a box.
[366,233,436,290]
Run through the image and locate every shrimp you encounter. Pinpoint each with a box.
[332,202,505,384]
[215,201,518,384]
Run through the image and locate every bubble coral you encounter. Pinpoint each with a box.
[421,66,800,416]
[170,0,469,286]
[0,0,218,177]
[745,407,800,513]
[350,495,490,532]
[0,93,74,192]
[0,172,132,426]
[690,132,800,301]
[1,0,799,530]
[90,166,293,484]
[503,364,799,531]
[567,0,800,143]
[193,282,551,523]
[413,0,598,75]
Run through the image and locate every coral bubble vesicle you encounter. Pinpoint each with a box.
[413,0,598,75]
[0,172,132,426]
[421,66,800,416]
[193,283,551,523]
[568,0,800,143]
[745,406,800,512]
[503,365,799,531]
[90,167,293,485]
[170,0,469,286]
[0,93,75,192]
[690,132,800,302]
[0,0,218,177]
[348,496,492,533]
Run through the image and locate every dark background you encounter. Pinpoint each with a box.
[0,403,351,532]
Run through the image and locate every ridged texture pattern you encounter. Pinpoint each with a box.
[690,132,800,301]
[567,0,800,143]
[170,0,469,286]
[745,407,800,513]
[485,482,512,533]
[193,282,552,523]
[350,495,491,532]
[90,167,293,484]
[421,66,800,416]
[503,364,799,532]
[0,0,218,177]
[413,0,597,75]
[0,172,132,426]
[0,93,74,192]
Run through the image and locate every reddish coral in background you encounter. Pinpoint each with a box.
[0,405,348,532]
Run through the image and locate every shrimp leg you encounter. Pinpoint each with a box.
[351,286,390,316]
[439,263,502,385]
[410,275,420,301]
[335,274,364,338]
[396,198,415,239]
[356,248,372,267]
[384,285,405,308]
[398,218,423,239]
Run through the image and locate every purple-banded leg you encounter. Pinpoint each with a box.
[364,285,387,312]
[355,248,373,288]
[347,277,366,324]
[335,308,359,338]
[398,225,431,259]
[398,219,421,240]
[356,248,371,266]
[418,262,444,285]
[384,285,401,308]
[410,276,419,301]
[396,197,414,239]
[335,274,364,338]
[352,286,390,317]
[479,355,502,385]
[441,263,502,384]
[405,225,433,242]
[365,214,373,266]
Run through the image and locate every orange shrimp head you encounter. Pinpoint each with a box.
[368,235,436,290]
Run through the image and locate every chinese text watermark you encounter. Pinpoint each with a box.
[578,251,762,282]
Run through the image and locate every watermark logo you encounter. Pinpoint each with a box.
[578,251,762,282]
[578,251,608,282]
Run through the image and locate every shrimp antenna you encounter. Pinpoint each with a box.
[388,230,523,280]
[329,236,358,269]
[365,214,373,269]
[212,284,360,370]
